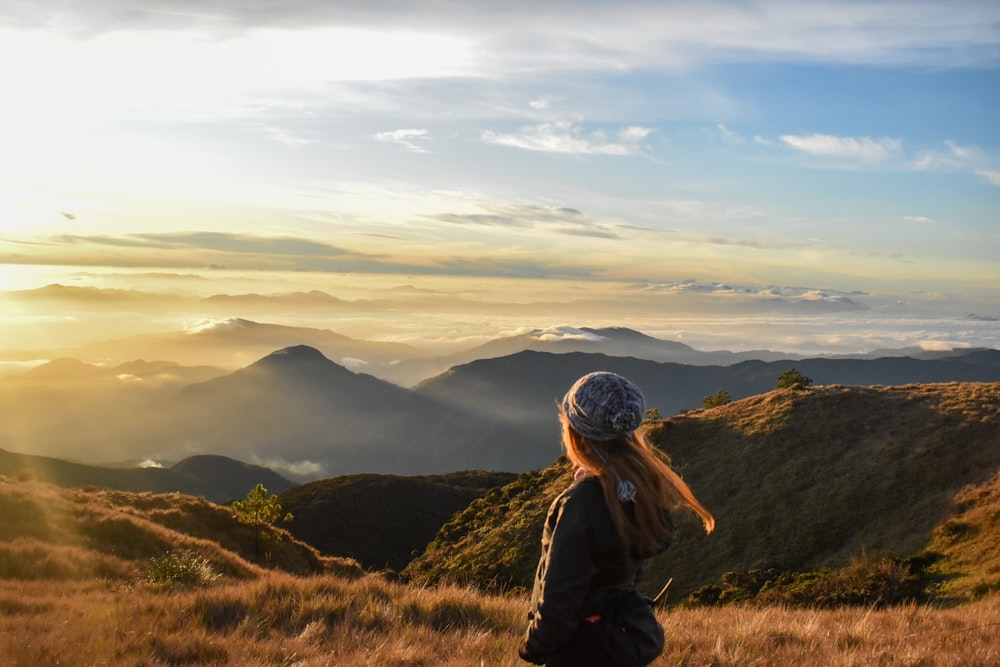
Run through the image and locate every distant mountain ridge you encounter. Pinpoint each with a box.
[3,344,999,479]
[0,450,294,503]
[4,316,988,386]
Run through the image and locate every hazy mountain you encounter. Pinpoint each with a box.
[21,357,225,385]
[171,455,296,501]
[73,318,428,372]
[279,471,518,571]
[404,382,1000,604]
[379,326,803,386]
[0,449,285,503]
[413,348,1000,470]
[3,345,998,480]
[163,345,535,478]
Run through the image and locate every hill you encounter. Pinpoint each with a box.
[0,450,293,503]
[279,471,519,571]
[0,477,360,582]
[404,382,1000,605]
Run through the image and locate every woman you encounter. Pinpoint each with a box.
[519,371,715,666]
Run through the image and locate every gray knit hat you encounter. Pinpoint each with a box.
[561,371,646,441]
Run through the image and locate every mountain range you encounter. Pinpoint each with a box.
[3,318,986,387]
[2,336,999,479]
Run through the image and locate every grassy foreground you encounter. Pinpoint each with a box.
[1,572,997,666]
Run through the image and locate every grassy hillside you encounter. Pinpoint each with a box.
[279,471,518,571]
[1,463,998,664]
[405,382,1000,605]
[0,477,360,582]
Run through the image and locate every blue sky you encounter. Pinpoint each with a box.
[0,1,998,333]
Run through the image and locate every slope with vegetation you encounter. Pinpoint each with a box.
[279,470,518,571]
[405,382,1000,606]
[0,477,358,582]
[2,376,1000,665]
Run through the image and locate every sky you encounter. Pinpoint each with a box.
[0,0,998,358]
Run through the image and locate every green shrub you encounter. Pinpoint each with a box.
[140,549,220,589]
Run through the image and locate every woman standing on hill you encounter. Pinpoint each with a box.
[518,371,715,667]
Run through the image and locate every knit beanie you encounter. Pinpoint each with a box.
[561,371,646,441]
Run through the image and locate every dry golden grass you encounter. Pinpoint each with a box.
[0,573,998,666]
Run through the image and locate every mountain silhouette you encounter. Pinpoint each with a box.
[166,345,534,477]
[4,344,1000,478]
[0,449,283,503]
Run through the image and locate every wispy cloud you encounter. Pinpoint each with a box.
[427,204,621,238]
[260,126,311,147]
[481,122,654,156]
[373,128,431,153]
[780,134,902,160]
[717,123,744,144]
[55,232,356,257]
[914,141,1000,186]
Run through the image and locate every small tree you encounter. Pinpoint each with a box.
[231,484,292,556]
[643,407,662,423]
[702,389,732,409]
[775,368,813,390]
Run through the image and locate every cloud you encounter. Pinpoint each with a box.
[55,232,357,257]
[260,126,311,146]
[902,216,934,224]
[978,171,1000,187]
[780,134,902,160]
[373,128,431,153]
[5,1,997,71]
[913,141,1000,186]
[717,123,744,144]
[427,204,622,239]
[480,122,654,156]
[530,326,607,343]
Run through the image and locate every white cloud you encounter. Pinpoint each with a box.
[978,170,1000,186]
[717,123,743,144]
[481,122,653,156]
[6,1,996,71]
[260,126,311,147]
[528,97,550,110]
[902,216,934,224]
[531,325,607,343]
[373,128,431,153]
[780,134,902,160]
[912,141,1000,186]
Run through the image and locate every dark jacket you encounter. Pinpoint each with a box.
[519,476,671,665]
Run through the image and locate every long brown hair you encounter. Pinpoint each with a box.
[560,413,715,555]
